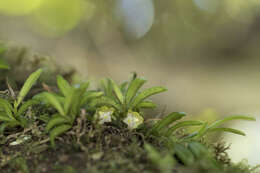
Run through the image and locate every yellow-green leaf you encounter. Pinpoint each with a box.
[16,68,43,107]
[109,79,124,104]
[50,124,71,148]
[166,120,203,136]
[136,101,157,109]
[209,127,246,136]
[46,115,69,132]
[125,78,147,105]
[130,86,167,109]
[57,75,72,96]
[43,92,65,116]
[151,112,186,133]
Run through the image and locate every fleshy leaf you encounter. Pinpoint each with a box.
[109,79,124,104]
[194,122,208,139]
[89,96,121,111]
[130,86,167,109]
[150,112,186,134]
[80,91,103,106]
[17,99,39,117]
[50,124,71,148]
[0,98,14,120]
[0,113,13,122]
[16,68,43,107]
[136,101,157,109]
[166,120,203,136]
[45,115,69,132]
[43,92,65,116]
[208,115,256,130]
[125,78,147,105]
[57,75,72,96]
[208,127,246,136]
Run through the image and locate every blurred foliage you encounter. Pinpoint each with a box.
[0,0,42,16]
[32,0,93,36]
[0,0,259,41]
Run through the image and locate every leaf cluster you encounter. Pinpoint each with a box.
[147,112,255,140]
[35,75,102,147]
[93,73,167,117]
[0,69,42,132]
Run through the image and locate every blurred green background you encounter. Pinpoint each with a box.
[0,0,260,165]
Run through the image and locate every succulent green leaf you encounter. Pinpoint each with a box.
[46,116,69,132]
[136,101,157,109]
[130,86,167,109]
[80,91,103,106]
[109,79,124,104]
[78,81,90,91]
[16,68,43,107]
[100,79,112,97]
[69,84,89,117]
[33,92,65,105]
[208,127,246,136]
[194,122,208,139]
[17,99,39,117]
[38,114,50,123]
[125,78,147,105]
[0,98,14,119]
[120,81,128,93]
[0,113,13,122]
[89,96,121,111]
[43,92,65,116]
[208,115,256,130]
[166,120,203,136]
[50,124,71,148]
[150,112,186,134]
[64,89,74,115]
[57,75,72,96]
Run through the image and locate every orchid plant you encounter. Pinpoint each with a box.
[0,69,42,132]
[91,73,167,129]
[35,75,102,147]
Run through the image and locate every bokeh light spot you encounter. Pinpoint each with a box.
[115,0,154,40]
[193,0,220,13]
[0,0,43,16]
[32,0,87,36]
[224,0,257,23]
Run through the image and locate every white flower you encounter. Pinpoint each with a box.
[123,111,144,129]
[94,106,114,125]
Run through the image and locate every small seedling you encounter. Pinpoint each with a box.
[36,75,102,147]
[147,112,202,137]
[186,115,256,140]
[0,69,42,132]
[92,74,167,129]
[146,112,256,142]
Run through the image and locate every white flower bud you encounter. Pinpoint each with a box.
[123,110,144,129]
[94,106,115,125]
